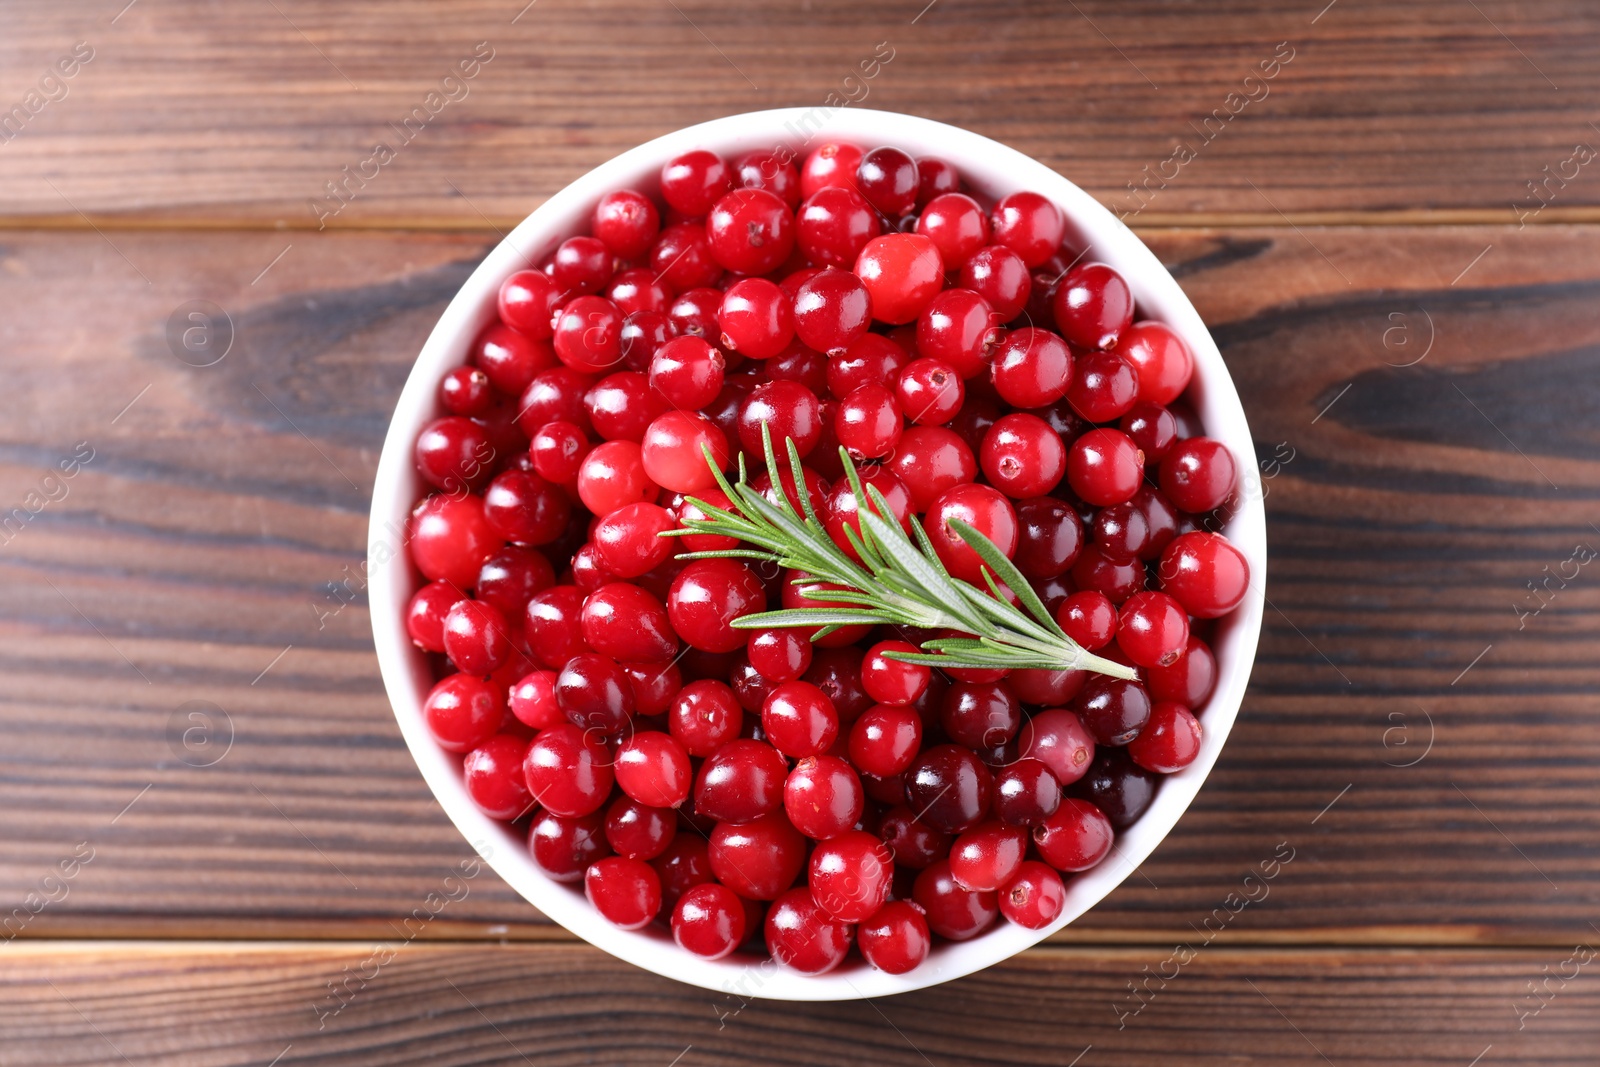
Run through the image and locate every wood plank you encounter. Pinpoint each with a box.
[3,941,1597,1065]
[0,1,1597,224]
[1,225,1599,945]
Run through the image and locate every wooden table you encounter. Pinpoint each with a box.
[3,1,1598,1062]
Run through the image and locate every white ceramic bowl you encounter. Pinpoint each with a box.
[370,108,1267,1001]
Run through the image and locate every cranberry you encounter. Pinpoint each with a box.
[762,680,839,758]
[888,426,977,512]
[612,730,693,809]
[828,334,909,399]
[949,821,1028,892]
[859,900,932,974]
[498,270,562,340]
[423,674,506,754]
[1120,402,1179,462]
[475,322,554,396]
[651,834,714,908]
[856,641,927,707]
[914,156,959,205]
[1016,708,1096,785]
[1067,428,1144,507]
[673,487,739,553]
[765,887,853,974]
[552,295,625,374]
[589,503,672,579]
[1146,635,1217,707]
[410,494,498,591]
[747,627,813,684]
[1053,263,1134,351]
[926,483,1018,584]
[1073,676,1151,746]
[846,704,922,779]
[1159,531,1250,618]
[906,744,993,834]
[896,357,965,425]
[1057,590,1117,651]
[1116,590,1190,669]
[991,327,1073,408]
[714,278,792,360]
[990,192,1066,268]
[557,653,635,737]
[441,599,510,674]
[916,192,989,268]
[650,222,722,291]
[669,679,743,756]
[592,189,660,259]
[803,646,874,720]
[824,466,911,561]
[981,413,1066,499]
[706,188,795,275]
[793,268,872,354]
[693,738,787,822]
[1067,748,1158,829]
[518,367,594,436]
[856,146,919,217]
[1066,348,1140,423]
[739,380,823,459]
[856,233,944,325]
[810,829,894,922]
[530,809,609,882]
[1128,701,1203,773]
[877,805,950,870]
[648,336,723,411]
[960,245,1031,321]
[661,149,731,215]
[1000,861,1067,929]
[1032,797,1113,872]
[913,859,998,941]
[667,558,766,653]
[673,882,747,959]
[521,585,585,669]
[1011,497,1083,581]
[801,142,864,197]
[785,754,865,840]
[407,580,463,653]
[1009,667,1088,708]
[585,856,661,930]
[710,810,807,900]
[734,149,802,207]
[1159,437,1237,514]
[730,656,779,714]
[577,440,655,514]
[1116,321,1194,406]
[942,681,1022,749]
[835,382,903,459]
[797,186,881,268]
[438,366,495,418]
[621,310,674,371]
[523,722,614,818]
[640,410,729,495]
[604,795,676,860]
[992,758,1062,826]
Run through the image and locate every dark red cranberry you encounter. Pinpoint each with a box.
[709,810,807,901]
[1067,747,1158,829]
[529,810,609,882]
[556,653,635,737]
[913,859,999,940]
[693,738,787,823]
[906,744,993,834]
[993,758,1062,826]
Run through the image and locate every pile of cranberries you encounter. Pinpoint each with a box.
[403,139,1250,976]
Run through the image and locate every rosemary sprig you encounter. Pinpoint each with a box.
[662,426,1138,681]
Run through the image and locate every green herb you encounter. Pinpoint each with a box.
[663,426,1137,680]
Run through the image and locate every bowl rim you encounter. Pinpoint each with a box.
[368,106,1267,1002]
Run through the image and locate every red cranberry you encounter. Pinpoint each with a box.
[1032,797,1113,871]
[614,730,693,809]
[941,681,1022,750]
[576,440,655,514]
[784,755,865,840]
[980,413,1066,499]
[552,295,625,374]
[1128,701,1203,773]
[620,310,674,371]
[438,366,495,418]
[672,882,746,959]
[834,382,903,459]
[1016,708,1096,785]
[856,233,944,325]
[604,795,676,860]
[1065,348,1140,423]
[710,810,807,901]
[1146,636,1217,707]
[1158,531,1250,618]
[810,829,894,921]
[475,322,554,396]
[991,327,1072,408]
[739,380,823,459]
[906,744,993,834]
[801,142,863,197]
[857,640,929,707]
[888,426,977,512]
[762,680,839,758]
[992,758,1062,826]
[1073,676,1152,747]
[765,887,853,974]
[824,465,912,561]
[668,679,743,756]
[415,417,495,494]
[410,495,498,590]
[793,268,872,354]
[556,653,635,737]
[990,192,1066,268]
[407,580,463,653]
[1160,437,1237,514]
[1067,428,1144,507]
[1053,262,1134,351]
[592,189,660,259]
[797,186,882,268]
[949,821,1028,892]
[803,646,874,721]
[1067,747,1158,829]
[856,146,919,217]
[1116,590,1190,669]
[518,367,594,436]
[1120,402,1179,462]
[913,859,998,940]
[1116,321,1193,406]
[1057,590,1117,651]
[423,673,506,753]
[585,856,661,930]
[877,805,950,869]
[926,483,1018,584]
[640,410,728,496]
[717,278,794,360]
[442,599,510,675]
[916,192,989,268]
[829,334,909,399]
[960,245,1031,321]
[893,357,963,426]
[733,150,802,207]
[1000,860,1067,929]
[498,270,561,340]
[651,834,713,909]
[667,558,766,654]
[650,222,722,291]
[693,738,787,823]
[523,722,614,818]
[1012,497,1083,581]
[747,628,813,684]
[661,149,731,215]
[859,900,932,974]
[530,809,609,882]
[707,188,795,276]
[523,585,587,669]
[915,288,996,380]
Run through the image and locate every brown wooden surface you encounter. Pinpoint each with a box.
[3,0,1600,1062]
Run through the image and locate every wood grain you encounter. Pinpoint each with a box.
[2,224,1598,945]
[4,941,1598,1065]
[0,1,1597,225]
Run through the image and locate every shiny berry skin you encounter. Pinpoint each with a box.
[672,487,739,553]
[1070,544,1145,603]
[1116,590,1190,669]
[1146,635,1217,707]
[1120,403,1179,464]
[498,270,562,339]
[810,830,894,922]
[877,806,950,870]
[915,156,959,205]
[585,856,662,930]
[1073,676,1152,747]
[668,287,723,340]
[848,703,923,779]
[856,146,919,217]
[916,192,989,268]
[592,189,660,259]
[823,466,911,565]
[906,744,993,834]
[529,420,591,487]
[483,469,571,547]
[716,278,793,360]
[1001,861,1067,929]
[1159,531,1251,618]
[1116,321,1194,405]
[650,222,722,291]
[855,233,944,325]
[592,502,676,579]
[438,366,495,418]
[706,188,795,275]
[523,585,588,669]
[861,641,931,707]
[577,440,656,514]
[518,367,593,436]
[730,657,779,714]
[993,758,1062,826]
[990,192,1066,268]
[1013,497,1083,580]
[888,426,977,512]
[942,681,1022,750]
[668,679,743,757]
[801,142,864,197]
[991,327,1073,408]
[913,859,999,941]
[1159,437,1237,514]
[1066,348,1140,423]
[415,417,494,494]
[796,185,882,268]
[858,900,932,974]
[734,149,802,207]
[784,755,865,840]
[550,236,611,296]
[1129,701,1203,773]
[475,323,554,396]
[1057,590,1117,651]
[980,413,1066,498]
[1053,262,1135,350]
[710,810,807,901]
[834,383,903,459]
[747,628,813,684]
[623,660,682,716]
[762,680,839,758]
[552,295,624,374]
[530,810,610,882]
[556,653,635,737]
[672,882,746,959]
[667,558,766,653]
[896,358,965,425]
[407,580,463,653]
[606,269,670,318]
[765,887,853,974]
[926,483,1018,584]
[424,673,506,753]
[949,821,1028,892]
[1016,708,1096,786]
[614,730,693,809]
[650,834,714,909]
[960,245,1031,321]
[621,310,674,371]
[660,149,731,215]
[410,494,498,590]
[829,334,909,399]
[476,542,555,617]
[1032,796,1113,871]
[1092,496,1155,561]
[442,599,511,675]
[649,336,725,410]
[604,796,676,860]
[1067,428,1144,507]
[739,380,823,458]
[523,722,614,818]
[693,738,787,822]
[793,268,872,354]
[1067,748,1157,829]
[640,410,729,496]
